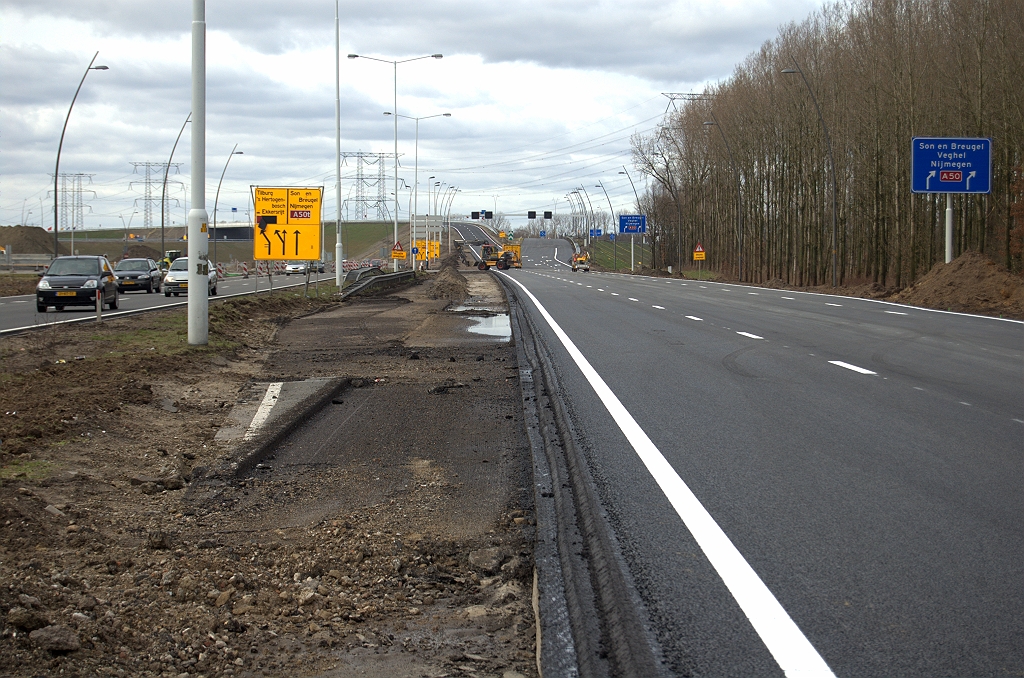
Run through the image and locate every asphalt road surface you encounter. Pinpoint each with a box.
[0,273,318,334]
[504,236,1024,676]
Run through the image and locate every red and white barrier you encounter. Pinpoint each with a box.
[216,262,225,279]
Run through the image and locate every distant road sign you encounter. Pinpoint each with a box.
[589,229,603,237]
[609,233,615,241]
[619,214,647,234]
[911,137,991,193]
[694,243,706,261]
[253,187,323,260]
[539,230,546,238]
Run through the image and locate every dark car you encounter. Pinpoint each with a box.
[114,257,163,293]
[36,255,119,313]
[162,257,217,297]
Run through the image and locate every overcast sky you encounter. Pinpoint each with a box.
[0,0,824,233]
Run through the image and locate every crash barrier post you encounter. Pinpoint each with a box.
[95,289,102,323]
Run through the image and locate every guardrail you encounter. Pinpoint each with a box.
[340,270,417,299]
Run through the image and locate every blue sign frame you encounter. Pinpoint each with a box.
[911,137,992,194]
[619,214,647,234]
[589,229,603,238]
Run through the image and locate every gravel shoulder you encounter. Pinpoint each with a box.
[0,264,538,678]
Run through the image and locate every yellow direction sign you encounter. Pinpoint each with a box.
[253,187,323,260]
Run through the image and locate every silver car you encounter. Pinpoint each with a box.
[162,257,217,297]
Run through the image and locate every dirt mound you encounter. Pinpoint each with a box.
[428,258,470,302]
[889,251,1024,319]
[123,244,162,260]
[0,226,69,255]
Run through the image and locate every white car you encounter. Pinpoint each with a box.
[284,261,325,275]
[163,258,218,297]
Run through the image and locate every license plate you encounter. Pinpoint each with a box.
[180,283,188,288]
[123,281,135,285]
[57,291,76,297]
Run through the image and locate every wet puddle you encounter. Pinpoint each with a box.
[465,314,511,340]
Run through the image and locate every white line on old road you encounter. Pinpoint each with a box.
[243,382,283,441]
[781,296,795,300]
[737,332,764,339]
[826,303,843,307]
[500,272,836,678]
[652,305,665,310]
[828,361,876,375]
[685,315,703,321]
[884,311,908,315]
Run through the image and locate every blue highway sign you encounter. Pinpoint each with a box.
[539,230,546,238]
[911,137,991,194]
[589,229,603,238]
[619,214,647,234]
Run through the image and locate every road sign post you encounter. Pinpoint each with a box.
[619,215,646,273]
[253,187,323,261]
[911,137,992,263]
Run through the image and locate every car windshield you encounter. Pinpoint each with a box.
[115,260,150,271]
[168,259,188,271]
[46,258,100,276]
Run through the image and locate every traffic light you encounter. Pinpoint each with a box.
[471,211,480,220]
[485,211,493,219]
[543,211,552,219]
[528,211,536,219]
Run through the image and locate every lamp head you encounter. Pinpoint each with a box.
[91,65,109,70]
[383,112,393,116]
[442,113,451,117]
[347,54,358,59]
[431,54,443,59]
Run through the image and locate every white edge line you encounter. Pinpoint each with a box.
[242,382,283,441]
[828,360,876,375]
[737,332,764,339]
[685,315,703,321]
[499,271,836,678]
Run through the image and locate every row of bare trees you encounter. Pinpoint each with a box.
[632,0,1024,285]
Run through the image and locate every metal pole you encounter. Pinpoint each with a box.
[945,193,953,263]
[213,145,240,270]
[187,0,209,345]
[335,0,344,287]
[162,113,190,263]
[413,117,419,269]
[393,60,399,271]
[596,181,615,270]
[54,51,106,258]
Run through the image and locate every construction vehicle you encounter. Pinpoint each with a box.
[476,242,522,270]
[572,251,591,272]
[159,249,182,271]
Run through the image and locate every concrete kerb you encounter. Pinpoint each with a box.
[221,377,349,478]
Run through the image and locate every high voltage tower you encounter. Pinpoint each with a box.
[342,152,398,221]
[130,162,170,230]
[51,173,95,234]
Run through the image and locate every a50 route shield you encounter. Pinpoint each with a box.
[252,186,323,260]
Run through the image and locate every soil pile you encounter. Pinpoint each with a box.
[889,251,1024,319]
[123,244,163,260]
[0,275,39,296]
[0,226,69,255]
[427,254,470,302]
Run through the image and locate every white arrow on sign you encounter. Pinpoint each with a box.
[966,171,976,191]
[926,170,936,190]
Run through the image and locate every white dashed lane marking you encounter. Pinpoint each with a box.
[652,305,665,310]
[685,316,703,321]
[737,332,763,340]
[829,361,876,375]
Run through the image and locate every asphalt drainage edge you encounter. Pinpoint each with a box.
[501,274,671,678]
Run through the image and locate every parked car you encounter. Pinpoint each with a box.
[162,257,217,297]
[114,257,163,293]
[36,255,119,312]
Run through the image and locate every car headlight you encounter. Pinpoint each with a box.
[37,279,51,290]
[82,279,98,289]
[139,274,150,280]
[165,274,176,282]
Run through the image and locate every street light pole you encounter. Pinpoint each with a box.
[703,113,744,282]
[783,58,838,287]
[579,186,596,245]
[212,145,242,270]
[596,181,616,270]
[335,0,344,286]
[53,52,108,258]
[349,52,442,270]
[161,113,190,263]
[187,0,209,345]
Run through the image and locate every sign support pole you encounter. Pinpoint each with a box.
[187,0,209,346]
[631,235,635,273]
[334,0,343,288]
[945,193,953,264]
